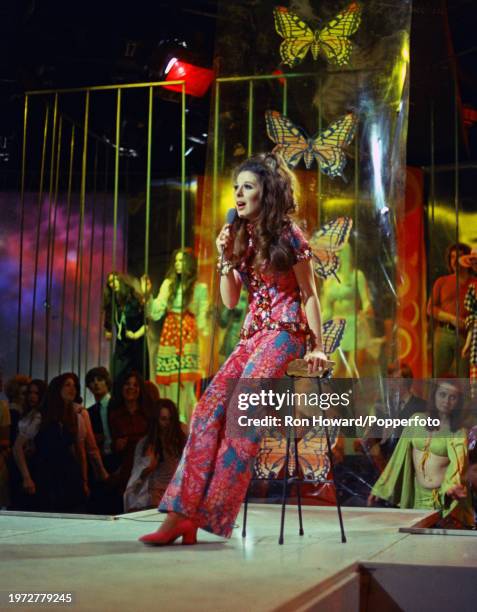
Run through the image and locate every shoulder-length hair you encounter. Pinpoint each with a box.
[426,380,465,432]
[229,152,298,272]
[164,249,198,310]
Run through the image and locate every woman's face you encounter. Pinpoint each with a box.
[60,378,77,404]
[27,384,41,409]
[108,274,120,292]
[122,376,140,402]
[175,252,184,275]
[234,171,262,220]
[434,383,460,416]
[159,407,172,429]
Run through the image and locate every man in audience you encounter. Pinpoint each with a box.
[427,242,472,377]
[85,367,114,468]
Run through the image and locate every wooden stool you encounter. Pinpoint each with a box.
[242,358,347,545]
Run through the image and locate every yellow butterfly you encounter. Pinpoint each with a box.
[273,3,362,68]
[310,217,353,281]
[265,110,357,178]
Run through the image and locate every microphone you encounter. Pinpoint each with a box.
[221,208,237,257]
[225,208,237,225]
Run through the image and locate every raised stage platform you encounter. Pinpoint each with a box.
[1,505,476,611]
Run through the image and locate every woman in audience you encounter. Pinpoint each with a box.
[368,379,474,527]
[3,374,30,445]
[147,249,209,424]
[103,272,146,381]
[109,370,150,496]
[10,379,46,509]
[124,399,188,512]
[13,373,108,512]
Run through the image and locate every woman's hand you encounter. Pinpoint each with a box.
[216,224,234,259]
[22,476,36,495]
[445,483,467,500]
[303,348,328,374]
[125,330,136,340]
[104,331,112,340]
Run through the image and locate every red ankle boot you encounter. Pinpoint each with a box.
[139,518,198,546]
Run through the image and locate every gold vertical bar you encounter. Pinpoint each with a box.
[46,115,63,375]
[98,147,110,366]
[143,86,153,378]
[177,82,187,409]
[43,93,58,380]
[84,140,99,376]
[212,81,219,226]
[144,87,153,278]
[453,78,460,376]
[48,115,63,293]
[110,89,121,377]
[28,102,50,377]
[353,123,359,361]
[317,77,322,222]
[77,90,90,382]
[207,81,221,379]
[113,89,121,272]
[58,124,75,373]
[181,83,186,251]
[16,95,29,373]
[282,78,288,116]
[429,101,436,376]
[247,81,254,156]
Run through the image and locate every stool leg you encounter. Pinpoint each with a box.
[242,485,250,538]
[318,377,346,543]
[279,433,292,545]
[293,437,304,536]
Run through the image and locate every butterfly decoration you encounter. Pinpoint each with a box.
[254,424,339,481]
[310,217,353,281]
[273,3,362,68]
[252,318,345,481]
[265,110,357,178]
[322,317,346,355]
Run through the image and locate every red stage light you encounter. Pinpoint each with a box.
[272,69,286,86]
[163,60,214,97]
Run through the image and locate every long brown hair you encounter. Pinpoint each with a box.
[164,249,198,310]
[142,399,187,459]
[41,373,82,442]
[230,152,299,272]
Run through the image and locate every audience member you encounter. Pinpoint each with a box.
[368,379,474,527]
[13,373,108,512]
[427,242,472,377]
[109,370,150,495]
[4,374,30,445]
[85,367,114,467]
[124,399,187,512]
[0,398,10,508]
[10,379,46,509]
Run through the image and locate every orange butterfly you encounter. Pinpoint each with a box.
[265,110,357,178]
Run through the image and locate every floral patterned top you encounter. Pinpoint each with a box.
[237,220,312,340]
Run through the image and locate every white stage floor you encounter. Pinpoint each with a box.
[1,504,475,611]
